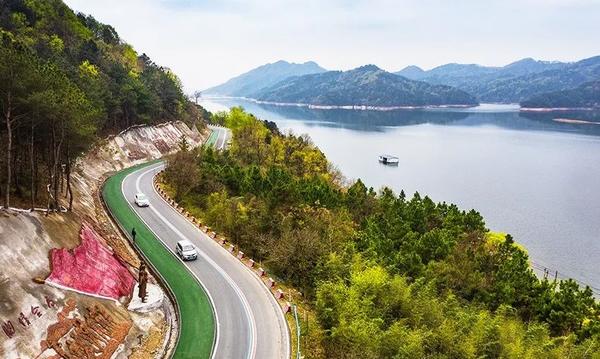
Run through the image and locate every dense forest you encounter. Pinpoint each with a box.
[0,0,205,210]
[164,107,600,358]
[521,80,600,109]
[253,65,479,107]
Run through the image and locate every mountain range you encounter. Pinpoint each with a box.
[203,60,325,97]
[396,56,600,103]
[253,65,478,107]
[205,55,600,108]
[397,58,566,82]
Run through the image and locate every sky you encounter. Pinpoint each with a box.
[63,0,600,92]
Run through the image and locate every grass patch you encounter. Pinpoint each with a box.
[103,161,215,359]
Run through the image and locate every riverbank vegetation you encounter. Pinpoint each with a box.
[164,107,600,358]
[521,80,600,109]
[0,0,207,210]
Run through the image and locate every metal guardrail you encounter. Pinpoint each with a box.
[292,304,301,359]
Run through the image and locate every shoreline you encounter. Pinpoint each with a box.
[552,118,600,125]
[520,107,599,112]
[204,96,600,120]
[203,95,478,111]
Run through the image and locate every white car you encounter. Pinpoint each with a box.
[134,193,150,207]
[176,240,198,261]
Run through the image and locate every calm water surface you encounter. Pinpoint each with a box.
[201,98,600,291]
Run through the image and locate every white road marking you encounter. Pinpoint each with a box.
[151,160,291,359]
[135,165,257,359]
[122,168,222,359]
[208,125,229,151]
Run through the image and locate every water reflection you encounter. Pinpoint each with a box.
[519,111,600,136]
[251,104,470,131]
[204,98,600,136]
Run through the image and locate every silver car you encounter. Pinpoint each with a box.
[176,240,198,261]
[134,193,150,207]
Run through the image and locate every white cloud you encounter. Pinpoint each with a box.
[64,0,600,92]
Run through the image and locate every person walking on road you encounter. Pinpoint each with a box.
[132,227,137,243]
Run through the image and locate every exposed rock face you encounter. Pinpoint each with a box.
[73,121,204,218]
[0,213,71,358]
[0,121,207,358]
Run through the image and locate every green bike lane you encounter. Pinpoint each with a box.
[205,129,219,147]
[102,161,215,359]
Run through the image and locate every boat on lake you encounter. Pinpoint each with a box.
[378,154,399,165]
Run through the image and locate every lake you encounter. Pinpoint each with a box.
[201,97,600,292]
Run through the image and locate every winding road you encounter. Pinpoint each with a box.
[206,124,230,150]
[121,127,290,358]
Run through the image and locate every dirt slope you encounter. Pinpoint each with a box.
[0,121,206,358]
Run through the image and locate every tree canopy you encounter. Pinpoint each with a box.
[0,0,209,209]
[164,107,600,358]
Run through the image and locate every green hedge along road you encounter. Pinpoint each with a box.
[103,161,215,359]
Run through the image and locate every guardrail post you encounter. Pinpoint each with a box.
[293,304,301,359]
[283,302,291,313]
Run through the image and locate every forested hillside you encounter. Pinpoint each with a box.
[0,0,205,210]
[521,80,600,109]
[253,65,478,107]
[396,56,600,103]
[165,107,600,358]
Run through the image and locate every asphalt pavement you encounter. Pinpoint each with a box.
[121,128,289,358]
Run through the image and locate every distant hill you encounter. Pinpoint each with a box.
[419,63,499,80]
[204,60,326,97]
[395,57,600,103]
[521,80,600,109]
[396,58,565,83]
[253,65,478,107]
[396,65,425,79]
[501,58,562,77]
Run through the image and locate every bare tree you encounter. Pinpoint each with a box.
[193,90,202,104]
